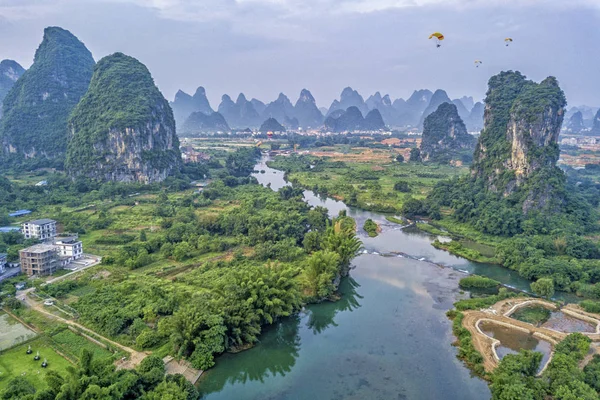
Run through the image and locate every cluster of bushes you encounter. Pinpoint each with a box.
[458,275,500,289]
[446,310,485,376]
[363,219,379,237]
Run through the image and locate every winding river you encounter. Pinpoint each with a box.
[197,156,552,399]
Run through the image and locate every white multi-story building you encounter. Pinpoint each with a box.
[55,236,83,260]
[22,219,57,241]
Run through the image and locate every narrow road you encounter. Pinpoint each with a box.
[43,255,102,286]
[20,294,148,367]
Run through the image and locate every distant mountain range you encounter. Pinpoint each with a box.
[168,86,521,135]
[564,106,600,134]
[166,85,600,134]
[324,107,385,133]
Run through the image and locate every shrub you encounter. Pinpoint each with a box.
[459,275,501,289]
[363,219,378,237]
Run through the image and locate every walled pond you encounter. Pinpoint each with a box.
[479,321,552,373]
[0,313,37,350]
[510,305,597,333]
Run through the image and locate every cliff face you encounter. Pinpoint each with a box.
[472,71,566,212]
[65,53,181,183]
[420,103,475,162]
[0,27,95,160]
[0,60,25,117]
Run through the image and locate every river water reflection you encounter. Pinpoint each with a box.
[198,156,522,399]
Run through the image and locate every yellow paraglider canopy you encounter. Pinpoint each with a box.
[504,38,513,46]
[474,60,482,67]
[429,32,444,48]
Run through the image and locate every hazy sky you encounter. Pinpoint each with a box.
[1,0,599,108]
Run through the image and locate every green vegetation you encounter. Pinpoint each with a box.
[65,52,180,180]
[458,275,500,289]
[49,329,113,361]
[269,153,466,214]
[580,300,600,314]
[453,288,517,312]
[450,287,600,398]
[510,306,551,326]
[531,278,555,299]
[420,75,599,297]
[490,333,599,399]
[1,350,198,400]
[0,337,73,393]
[0,27,95,166]
[409,148,421,162]
[385,216,404,224]
[0,145,363,395]
[420,102,475,164]
[0,60,24,105]
[433,239,499,264]
[363,219,378,237]
[1,147,360,372]
[446,310,485,377]
[415,222,446,236]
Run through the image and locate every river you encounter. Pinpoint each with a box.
[198,156,517,399]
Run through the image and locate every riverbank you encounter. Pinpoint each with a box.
[455,297,600,374]
[196,156,495,399]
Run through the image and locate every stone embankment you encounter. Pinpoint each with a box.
[461,297,600,373]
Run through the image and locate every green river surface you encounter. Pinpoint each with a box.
[196,156,565,399]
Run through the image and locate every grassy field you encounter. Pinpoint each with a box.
[50,329,113,361]
[268,148,509,263]
[0,337,73,392]
[270,148,468,213]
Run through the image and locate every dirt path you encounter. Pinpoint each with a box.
[460,297,600,373]
[21,294,148,368]
[580,344,600,369]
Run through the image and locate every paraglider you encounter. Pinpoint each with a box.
[429,32,444,48]
[474,60,482,68]
[505,38,513,47]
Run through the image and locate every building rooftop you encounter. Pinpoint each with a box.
[55,236,80,244]
[25,218,56,225]
[8,210,32,217]
[0,226,20,233]
[0,253,6,258]
[19,244,57,254]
